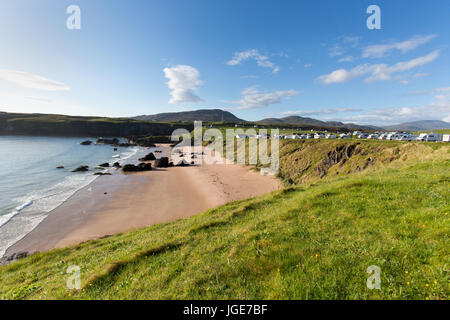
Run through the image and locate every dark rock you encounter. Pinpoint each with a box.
[72,165,89,172]
[139,152,156,161]
[138,162,153,171]
[114,148,118,151]
[56,166,64,169]
[0,251,29,265]
[80,140,92,145]
[122,163,152,172]
[94,172,111,176]
[98,163,110,168]
[154,157,170,168]
[113,162,121,168]
[96,137,120,145]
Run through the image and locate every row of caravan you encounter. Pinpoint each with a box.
[356,132,447,142]
[236,131,449,142]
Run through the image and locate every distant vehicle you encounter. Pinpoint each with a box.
[314,133,325,139]
[367,134,378,139]
[416,133,443,142]
[399,135,417,141]
[338,134,350,139]
[353,131,362,136]
[443,134,450,142]
[358,133,369,139]
[325,134,336,139]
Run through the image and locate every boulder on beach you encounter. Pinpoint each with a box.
[56,166,64,169]
[154,157,170,168]
[139,152,156,161]
[80,140,92,146]
[113,162,121,168]
[72,165,89,172]
[122,163,152,172]
[98,163,110,168]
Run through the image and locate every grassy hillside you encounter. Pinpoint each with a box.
[1,140,449,300]
[0,112,193,137]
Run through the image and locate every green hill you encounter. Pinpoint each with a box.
[0,140,448,300]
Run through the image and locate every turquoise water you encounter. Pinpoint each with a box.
[0,136,141,257]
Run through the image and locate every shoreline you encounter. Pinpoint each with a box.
[3,145,281,260]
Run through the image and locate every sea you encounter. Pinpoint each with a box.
[0,135,144,258]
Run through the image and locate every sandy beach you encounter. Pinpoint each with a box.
[5,145,281,257]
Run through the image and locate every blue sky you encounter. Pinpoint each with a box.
[0,0,449,125]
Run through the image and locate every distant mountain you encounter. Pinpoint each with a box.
[257,116,380,130]
[384,120,450,131]
[133,109,243,123]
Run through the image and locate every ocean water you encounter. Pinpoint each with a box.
[0,136,142,258]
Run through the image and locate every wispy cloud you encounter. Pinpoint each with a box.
[318,50,440,84]
[0,70,69,91]
[227,49,280,73]
[404,86,450,96]
[338,56,354,63]
[226,86,299,110]
[362,34,437,58]
[333,95,450,125]
[280,107,361,117]
[163,65,204,104]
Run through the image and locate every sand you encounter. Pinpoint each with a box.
[5,145,281,256]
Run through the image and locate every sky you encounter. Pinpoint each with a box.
[0,0,449,125]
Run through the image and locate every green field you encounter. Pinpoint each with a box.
[0,141,449,300]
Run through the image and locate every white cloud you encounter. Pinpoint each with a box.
[0,70,69,91]
[304,64,312,68]
[227,49,280,73]
[329,44,344,57]
[338,56,354,63]
[334,95,450,125]
[228,86,299,110]
[404,86,450,96]
[342,36,361,47]
[362,34,437,58]
[318,51,439,84]
[280,107,361,117]
[365,50,440,82]
[163,65,204,104]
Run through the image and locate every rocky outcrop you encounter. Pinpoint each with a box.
[154,157,171,168]
[80,140,92,145]
[56,166,64,169]
[122,163,152,172]
[96,138,120,145]
[98,163,110,168]
[139,152,156,161]
[0,251,29,265]
[94,172,111,176]
[113,162,122,168]
[72,165,89,172]
[314,144,359,178]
